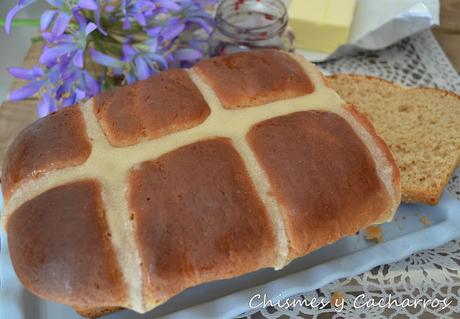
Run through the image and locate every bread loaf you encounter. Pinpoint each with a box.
[2,50,401,315]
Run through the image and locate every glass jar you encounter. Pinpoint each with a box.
[209,0,295,56]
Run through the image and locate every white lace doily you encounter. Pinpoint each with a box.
[237,30,460,319]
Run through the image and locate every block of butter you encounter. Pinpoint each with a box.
[288,0,357,53]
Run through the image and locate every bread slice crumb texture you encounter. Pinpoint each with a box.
[328,74,460,205]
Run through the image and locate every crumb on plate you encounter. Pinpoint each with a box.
[365,225,383,243]
[420,215,431,226]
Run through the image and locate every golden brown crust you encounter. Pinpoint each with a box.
[194,49,315,109]
[326,76,401,212]
[7,180,127,308]
[128,138,277,304]
[94,69,210,147]
[341,103,401,211]
[1,106,91,200]
[247,110,393,259]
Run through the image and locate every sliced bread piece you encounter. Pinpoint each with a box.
[327,74,460,205]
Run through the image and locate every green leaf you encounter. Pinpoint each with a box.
[0,18,40,27]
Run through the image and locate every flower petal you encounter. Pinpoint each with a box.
[82,72,100,95]
[46,65,60,83]
[33,66,44,77]
[147,53,168,69]
[93,1,107,36]
[41,31,57,42]
[135,12,146,26]
[134,56,150,81]
[39,44,76,64]
[78,0,97,10]
[72,8,87,30]
[186,17,214,34]
[51,12,72,36]
[122,17,131,30]
[122,44,137,62]
[125,73,136,85]
[5,5,22,34]
[56,54,73,75]
[173,48,203,61]
[146,26,161,37]
[160,21,185,41]
[8,67,35,80]
[73,50,84,68]
[8,81,42,101]
[37,94,56,117]
[62,92,76,106]
[85,22,97,36]
[75,88,86,100]
[40,10,58,31]
[90,48,124,68]
[145,38,158,53]
[156,0,180,11]
[121,0,128,15]
[18,0,34,5]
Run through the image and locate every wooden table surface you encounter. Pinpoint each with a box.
[432,0,460,72]
[0,0,459,168]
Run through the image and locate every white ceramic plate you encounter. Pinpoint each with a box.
[2,191,460,319]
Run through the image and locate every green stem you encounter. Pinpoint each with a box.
[0,18,40,27]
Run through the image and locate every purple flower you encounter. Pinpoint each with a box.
[5,0,36,34]
[91,41,167,84]
[6,0,217,117]
[8,58,99,116]
[37,94,57,117]
[39,11,97,67]
[8,81,43,101]
[8,66,43,80]
[40,10,58,31]
[7,66,44,100]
